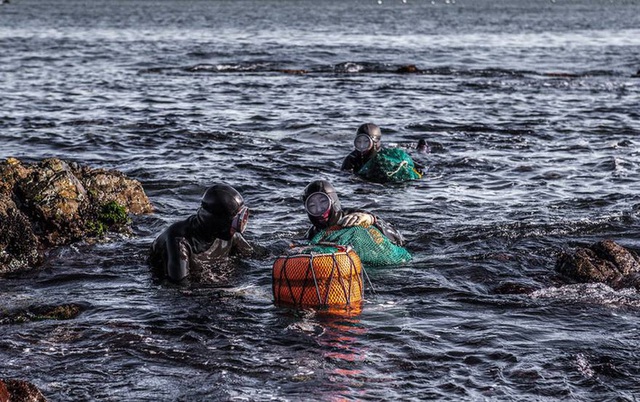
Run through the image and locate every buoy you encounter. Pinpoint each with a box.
[272,244,364,309]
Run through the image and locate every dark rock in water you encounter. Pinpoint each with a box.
[556,239,640,289]
[491,281,539,295]
[0,194,42,275]
[276,69,308,75]
[0,379,47,402]
[0,381,8,402]
[544,72,579,78]
[0,303,85,324]
[0,157,153,275]
[396,64,421,74]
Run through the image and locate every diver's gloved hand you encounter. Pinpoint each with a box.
[338,212,375,228]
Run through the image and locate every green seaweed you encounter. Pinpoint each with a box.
[86,201,130,236]
[98,201,129,225]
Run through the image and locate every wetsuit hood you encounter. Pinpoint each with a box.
[302,180,342,229]
[354,123,382,157]
[195,184,245,242]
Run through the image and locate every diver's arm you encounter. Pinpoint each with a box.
[341,150,362,172]
[166,236,189,282]
[341,154,354,171]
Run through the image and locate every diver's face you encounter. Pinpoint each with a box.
[354,134,380,155]
[305,192,332,223]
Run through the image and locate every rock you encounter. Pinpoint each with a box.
[490,281,538,295]
[0,379,47,402]
[0,157,153,275]
[396,64,421,74]
[556,239,640,289]
[0,381,8,402]
[0,194,42,275]
[0,157,33,197]
[544,72,579,78]
[0,303,85,324]
[276,69,308,75]
[72,165,153,215]
[16,158,88,244]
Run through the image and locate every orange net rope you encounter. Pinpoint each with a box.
[272,245,363,308]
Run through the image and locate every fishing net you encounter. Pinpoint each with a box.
[272,245,363,308]
[357,147,422,183]
[310,225,411,266]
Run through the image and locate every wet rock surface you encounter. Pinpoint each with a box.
[396,64,421,74]
[0,193,42,274]
[556,239,640,290]
[0,157,153,275]
[0,303,86,325]
[0,379,47,402]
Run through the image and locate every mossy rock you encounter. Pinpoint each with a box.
[85,201,131,237]
[0,303,85,324]
[0,157,154,274]
[0,194,41,275]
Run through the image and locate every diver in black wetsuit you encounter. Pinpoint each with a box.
[302,179,405,246]
[148,183,252,282]
[341,123,382,173]
[341,123,426,176]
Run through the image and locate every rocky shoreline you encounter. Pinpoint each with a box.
[0,157,153,276]
[0,157,154,400]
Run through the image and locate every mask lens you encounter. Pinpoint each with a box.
[354,134,373,152]
[231,206,249,235]
[305,192,332,217]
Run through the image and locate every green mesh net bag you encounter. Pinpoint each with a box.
[357,148,422,183]
[310,225,411,266]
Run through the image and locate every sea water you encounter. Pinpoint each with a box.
[1,0,640,400]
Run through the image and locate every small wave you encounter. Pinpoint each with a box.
[575,353,595,379]
[185,62,272,73]
[61,119,113,127]
[531,283,640,307]
[138,62,567,77]
[20,117,56,129]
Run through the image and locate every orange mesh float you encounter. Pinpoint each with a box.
[272,244,364,309]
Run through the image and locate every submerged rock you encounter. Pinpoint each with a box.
[556,239,640,290]
[396,64,421,74]
[276,69,308,75]
[0,303,85,324]
[0,379,47,402]
[0,157,153,275]
[490,281,539,295]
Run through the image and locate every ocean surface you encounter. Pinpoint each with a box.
[2,0,640,400]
